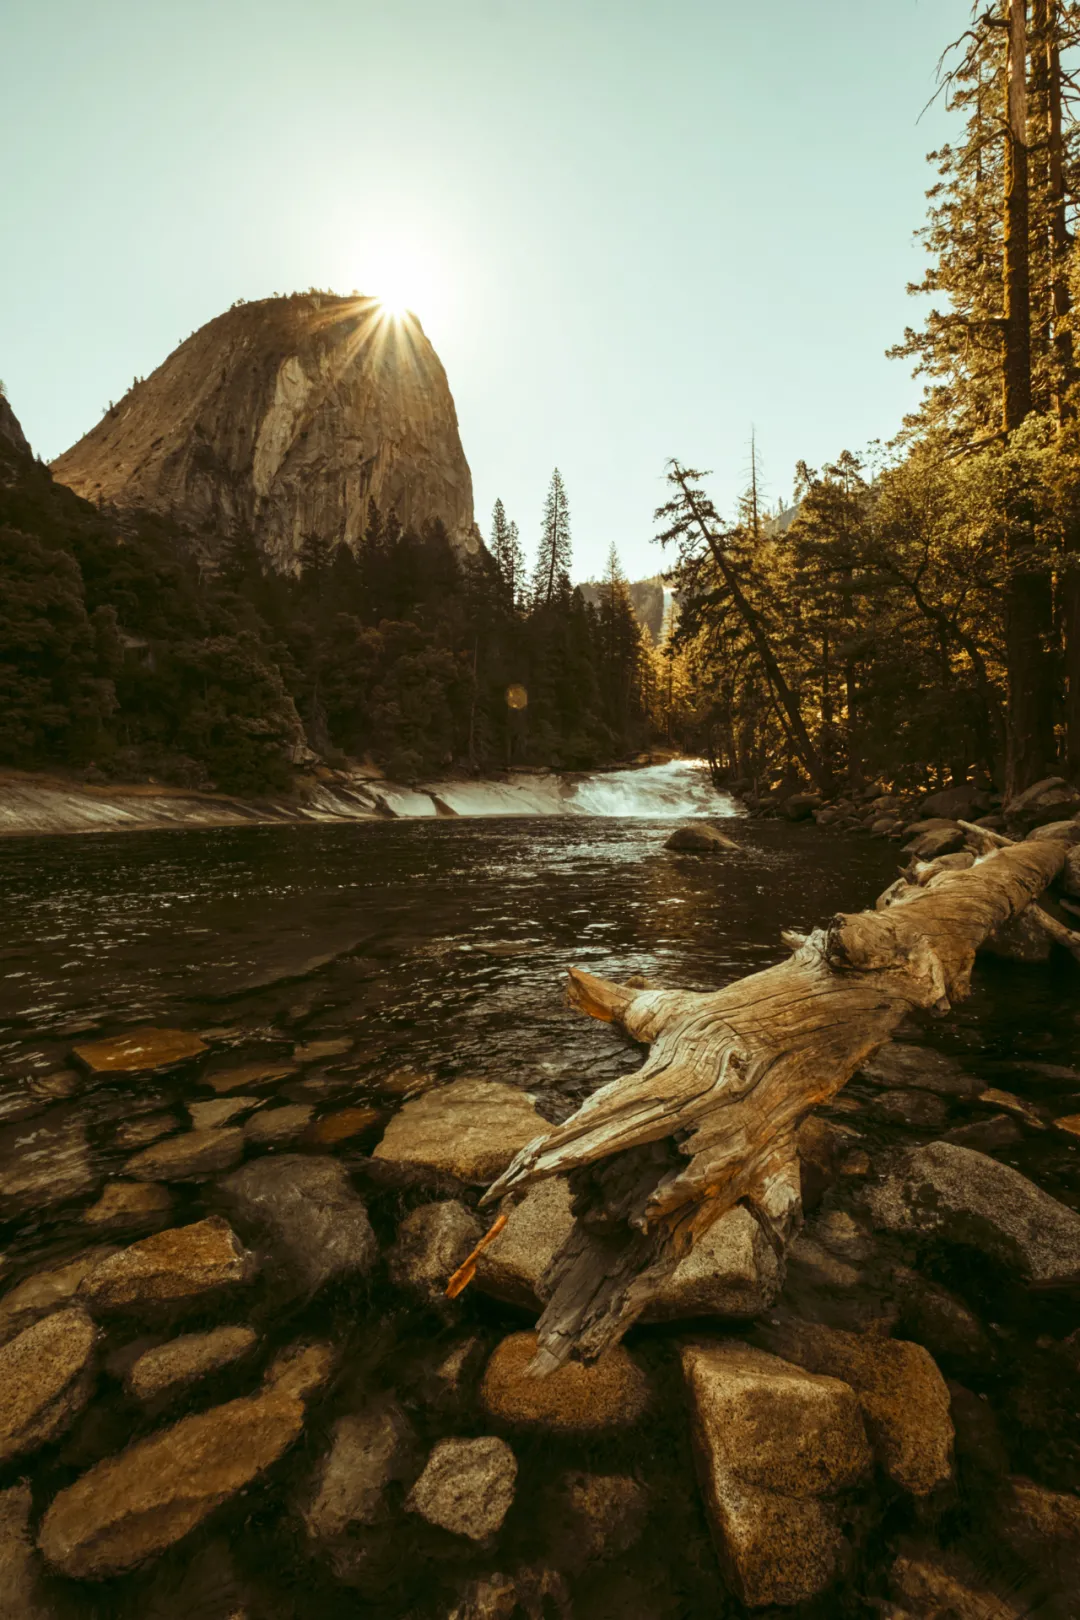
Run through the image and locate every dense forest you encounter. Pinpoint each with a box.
[0,414,664,792]
[663,0,1080,803]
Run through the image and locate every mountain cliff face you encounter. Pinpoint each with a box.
[51,293,477,570]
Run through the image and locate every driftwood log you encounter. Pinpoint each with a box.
[470,831,1073,1374]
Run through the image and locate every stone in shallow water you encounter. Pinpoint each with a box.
[243,1104,314,1147]
[389,1201,483,1306]
[480,1332,650,1432]
[218,1154,377,1293]
[0,1112,97,1216]
[1054,1112,1080,1143]
[372,1079,546,1186]
[187,1095,262,1130]
[863,1140,1080,1285]
[293,1037,353,1062]
[125,1126,245,1182]
[860,1042,985,1098]
[871,1089,950,1130]
[126,1325,258,1403]
[73,1028,207,1074]
[539,1470,650,1571]
[406,1436,517,1541]
[263,1340,336,1402]
[37,1374,313,1577]
[201,1062,296,1095]
[305,1105,383,1145]
[942,1113,1023,1152]
[77,1216,257,1312]
[113,1112,181,1150]
[0,1481,52,1620]
[758,1318,954,1497]
[993,1474,1080,1595]
[82,1180,173,1230]
[0,1308,98,1465]
[681,1339,871,1609]
[299,1395,418,1541]
[665,824,739,854]
[0,1246,119,1342]
[888,1550,1026,1620]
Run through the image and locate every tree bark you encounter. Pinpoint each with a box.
[480,832,1071,1372]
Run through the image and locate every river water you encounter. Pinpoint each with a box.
[1,762,1079,1617]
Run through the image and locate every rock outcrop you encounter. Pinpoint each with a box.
[51,294,478,570]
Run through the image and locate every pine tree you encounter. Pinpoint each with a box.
[489,498,525,609]
[532,469,572,607]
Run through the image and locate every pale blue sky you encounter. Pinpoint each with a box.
[2,0,967,579]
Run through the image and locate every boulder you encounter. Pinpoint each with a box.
[1063,844,1080,899]
[126,1325,258,1403]
[473,1177,780,1320]
[77,1216,257,1312]
[0,1112,97,1216]
[892,1269,991,1372]
[243,1104,314,1147]
[372,1080,546,1186]
[0,1247,119,1342]
[480,1332,649,1432]
[0,1481,52,1620]
[388,1201,483,1307]
[82,1181,173,1231]
[758,1319,953,1496]
[299,1395,418,1541]
[919,784,990,821]
[862,1141,1080,1285]
[797,1114,862,1208]
[1028,818,1080,844]
[406,1436,517,1542]
[406,1336,486,1415]
[782,792,821,821]
[903,825,964,860]
[217,1154,377,1293]
[860,1043,985,1098]
[72,1028,207,1074]
[0,1309,97,1464]
[665,823,740,853]
[1003,775,1080,832]
[125,1127,245,1182]
[263,1340,336,1402]
[37,1370,315,1577]
[681,1339,871,1608]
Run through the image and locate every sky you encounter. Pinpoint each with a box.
[1,0,971,582]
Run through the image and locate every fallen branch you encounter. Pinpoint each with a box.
[478,836,1072,1373]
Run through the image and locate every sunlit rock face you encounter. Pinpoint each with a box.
[51,293,477,570]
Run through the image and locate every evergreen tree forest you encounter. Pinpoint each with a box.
[0,420,662,792]
[662,1,1080,803]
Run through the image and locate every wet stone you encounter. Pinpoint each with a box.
[293,1037,353,1062]
[113,1111,181,1150]
[0,1112,97,1217]
[1054,1112,1080,1143]
[0,1308,97,1465]
[299,1395,418,1541]
[187,1095,263,1130]
[73,1027,207,1074]
[125,1126,245,1182]
[539,1471,649,1571]
[0,1481,52,1620]
[872,1089,950,1130]
[389,1200,483,1306]
[860,1043,985,1098]
[77,1216,257,1313]
[943,1114,1024,1152]
[993,1474,1080,1593]
[373,1079,547,1186]
[264,1340,336,1402]
[82,1180,173,1231]
[406,1436,517,1542]
[218,1154,377,1294]
[126,1325,258,1403]
[480,1332,650,1432]
[202,1062,296,1095]
[243,1103,314,1147]
[664,824,739,854]
[0,1246,119,1342]
[305,1104,383,1145]
[888,1549,1026,1620]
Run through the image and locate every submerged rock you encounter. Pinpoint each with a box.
[0,1309,97,1465]
[201,1062,297,1095]
[0,1481,52,1620]
[77,1216,257,1313]
[863,1141,1080,1286]
[304,1104,383,1144]
[372,1079,547,1186]
[860,1043,984,1098]
[539,1471,649,1571]
[943,1114,1024,1152]
[72,1028,207,1074]
[759,1318,953,1496]
[243,1103,314,1147]
[125,1126,246,1182]
[1003,775,1080,832]
[293,1037,353,1062]
[125,1325,258,1403]
[0,1246,118,1342]
[993,1475,1080,1594]
[664,824,740,854]
[681,1339,871,1608]
[218,1154,377,1293]
[299,1395,418,1541]
[187,1095,263,1130]
[37,1373,313,1577]
[406,1436,517,1542]
[82,1180,173,1231]
[113,1112,180,1150]
[480,1332,650,1432]
[0,1112,97,1216]
[871,1089,950,1130]
[389,1201,483,1307]
[888,1549,1026,1620]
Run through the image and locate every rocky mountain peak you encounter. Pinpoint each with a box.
[50,293,477,570]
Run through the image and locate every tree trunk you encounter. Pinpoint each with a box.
[1003,0,1056,797]
[479,832,1071,1371]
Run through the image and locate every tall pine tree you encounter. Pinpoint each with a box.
[532,469,572,607]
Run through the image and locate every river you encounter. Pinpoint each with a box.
[0,762,1078,1618]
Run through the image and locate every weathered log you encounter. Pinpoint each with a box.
[476,836,1071,1374]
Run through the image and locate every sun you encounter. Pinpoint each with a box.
[376,289,411,320]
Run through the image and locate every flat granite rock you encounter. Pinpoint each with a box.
[126,1325,258,1403]
[243,1104,314,1147]
[389,1200,484,1307]
[0,1481,52,1620]
[0,1308,98,1465]
[82,1181,173,1231]
[406,1436,517,1542]
[863,1140,1080,1286]
[480,1332,650,1432]
[0,1246,119,1342]
[681,1339,872,1609]
[125,1127,246,1183]
[372,1079,546,1186]
[77,1216,257,1313]
[187,1096,264,1130]
[201,1063,296,1095]
[73,1028,207,1074]
[217,1154,377,1294]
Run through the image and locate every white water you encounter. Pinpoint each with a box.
[420,759,740,821]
